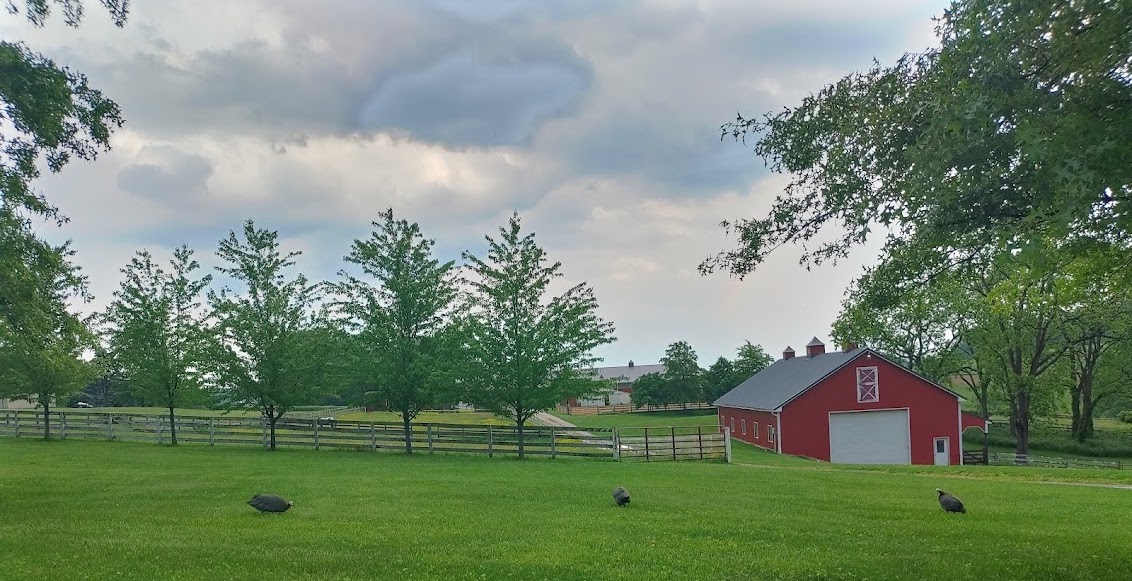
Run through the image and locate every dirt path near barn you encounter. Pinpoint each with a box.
[531,412,578,428]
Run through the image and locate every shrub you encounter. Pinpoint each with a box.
[1118,411,1132,424]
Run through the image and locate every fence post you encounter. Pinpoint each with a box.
[613,429,620,461]
[370,423,376,451]
[108,415,114,441]
[551,428,557,459]
[427,424,434,454]
[156,416,163,445]
[261,417,267,449]
[671,426,677,460]
[697,426,704,460]
[313,419,320,450]
[208,418,215,446]
[724,427,732,463]
[61,412,67,440]
[644,427,650,462]
[14,412,20,438]
[488,425,494,457]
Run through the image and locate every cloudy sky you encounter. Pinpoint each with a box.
[6,0,947,367]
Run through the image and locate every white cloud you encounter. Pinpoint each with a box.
[14,0,950,367]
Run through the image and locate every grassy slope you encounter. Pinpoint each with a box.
[2,439,1131,581]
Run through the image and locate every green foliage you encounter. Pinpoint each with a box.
[701,356,734,403]
[629,371,666,408]
[207,220,331,450]
[1118,412,1132,424]
[330,209,462,452]
[0,0,128,437]
[458,212,616,456]
[5,0,130,27]
[101,245,213,445]
[660,340,702,407]
[1,6,127,219]
[0,210,96,437]
[731,341,773,383]
[704,0,1132,281]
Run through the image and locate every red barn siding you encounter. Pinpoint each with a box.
[716,407,778,451]
[961,411,989,432]
[780,353,962,465]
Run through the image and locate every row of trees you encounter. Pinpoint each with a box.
[2,211,618,457]
[831,238,1132,454]
[629,340,773,408]
[703,0,1131,455]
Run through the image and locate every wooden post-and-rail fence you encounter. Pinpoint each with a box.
[0,410,730,463]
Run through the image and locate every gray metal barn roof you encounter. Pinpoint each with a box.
[588,363,665,383]
[713,348,868,411]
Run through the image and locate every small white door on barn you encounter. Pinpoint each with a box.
[828,409,911,465]
[933,437,950,466]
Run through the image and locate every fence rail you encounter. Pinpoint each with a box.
[0,410,729,463]
[556,402,715,416]
[288,406,364,420]
[986,451,1123,470]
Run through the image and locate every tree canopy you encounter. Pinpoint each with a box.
[208,220,331,450]
[331,209,462,453]
[703,0,1131,282]
[102,246,213,445]
[458,212,616,457]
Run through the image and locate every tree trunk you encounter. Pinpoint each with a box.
[1013,390,1030,455]
[269,415,278,451]
[1080,398,1096,442]
[402,413,413,454]
[516,419,525,459]
[1069,385,1082,439]
[167,405,178,446]
[42,397,52,440]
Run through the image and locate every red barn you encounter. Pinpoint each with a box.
[714,338,989,465]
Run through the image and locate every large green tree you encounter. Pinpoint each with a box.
[731,341,774,385]
[703,0,1131,284]
[331,209,461,453]
[459,212,616,457]
[0,210,96,438]
[702,356,735,403]
[102,246,213,445]
[630,371,667,408]
[208,220,330,450]
[660,340,703,408]
[1,1,129,436]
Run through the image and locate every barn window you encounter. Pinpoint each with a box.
[752,423,759,439]
[730,417,735,433]
[741,419,746,435]
[856,366,879,403]
[767,425,775,443]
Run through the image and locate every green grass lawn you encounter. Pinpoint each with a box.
[550,409,718,429]
[3,438,1131,580]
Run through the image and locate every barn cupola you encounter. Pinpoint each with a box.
[805,337,826,357]
[782,346,795,360]
[628,360,635,367]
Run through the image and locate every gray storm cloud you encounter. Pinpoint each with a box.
[356,49,590,148]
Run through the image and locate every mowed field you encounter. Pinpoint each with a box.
[2,439,1131,580]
